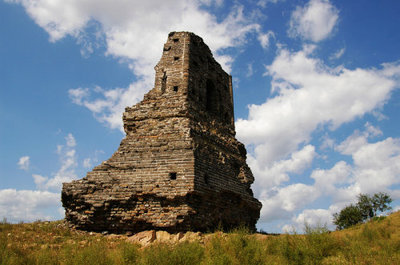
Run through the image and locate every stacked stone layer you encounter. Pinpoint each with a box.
[62,32,262,233]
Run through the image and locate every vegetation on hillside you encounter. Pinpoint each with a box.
[333,192,392,230]
[1,211,400,265]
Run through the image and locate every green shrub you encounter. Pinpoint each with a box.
[333,192,392,230]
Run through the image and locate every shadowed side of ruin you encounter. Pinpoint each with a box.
[62,32,262,233]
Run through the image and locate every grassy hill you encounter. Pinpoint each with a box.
[1,211,399,264]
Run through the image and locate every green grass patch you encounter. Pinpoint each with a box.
[1,212,400,265]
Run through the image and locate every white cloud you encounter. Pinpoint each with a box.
[17,156,30,171]
[330,47,345,60]
[199,0,223,7]
[292,208,333,231]
[236,46,400,230]
[65,133,76,147]
[286,127,400,230]
[259,183,319,222]
[257,30,275,49]
[34,134,78,192]
[0,189,61,222]
[82,150,104,169]
[5,0,261,130]
[33,174,48,191]
[237,47,400,167]
[83,158,92,169]
[69,81,150,130]
[337,132,400,194]
[250,145,316,195]
[45,135,78,191]
[320,134,335,150]
[246,63,254,78]
[311,161,352,195]
[0,133,80,222]
[257,0,282,8]
[336,123,382,155]
[288,0,339,42]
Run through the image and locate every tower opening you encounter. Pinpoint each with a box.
[206,79,218,114]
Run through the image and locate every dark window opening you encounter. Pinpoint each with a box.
[206,79,218,114]
[204,174,209,185]
[163,46,171,51]
[169,172,177,180]
[174,56,180,61]
[225,112,230,123]
[173,38,179,42]
[173,86,179,92]
[232,162,241,175]
[161,71,167,93]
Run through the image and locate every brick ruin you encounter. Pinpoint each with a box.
[62,32,262,233]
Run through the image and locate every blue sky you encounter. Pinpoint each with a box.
[1,0,400,232]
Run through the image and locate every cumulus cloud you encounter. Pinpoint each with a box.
[0,189,61,222]
[311,161,352,195]
[257,125,400,228]
[260,183,319,222]
[236,44,400,229]
[250,145,316,194]
[17,156,30,171]
[288,0,339,42]
[0,133,79,222]
[7,0,262,130]
[286,125,400,229]
[237,47,400,167]
[335,129,400,195]
[291,208,333,231]
[69,81,150,130]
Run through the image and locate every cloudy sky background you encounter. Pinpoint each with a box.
[1,0,400,232]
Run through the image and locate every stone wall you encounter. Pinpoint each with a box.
[62,32,262,233]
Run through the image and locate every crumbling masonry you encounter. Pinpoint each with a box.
[62,32,262,233]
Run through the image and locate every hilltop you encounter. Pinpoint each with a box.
[1,211,399,264]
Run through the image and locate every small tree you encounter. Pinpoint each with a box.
[333,192,392,230]
[357,193,374,220]
[372,192,392,213]
[333,204,363,230]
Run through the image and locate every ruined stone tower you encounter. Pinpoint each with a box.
[62,32,262,233]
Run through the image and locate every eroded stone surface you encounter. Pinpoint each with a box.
[62,32,262,233]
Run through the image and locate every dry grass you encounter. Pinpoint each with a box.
[1,212,400,264]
